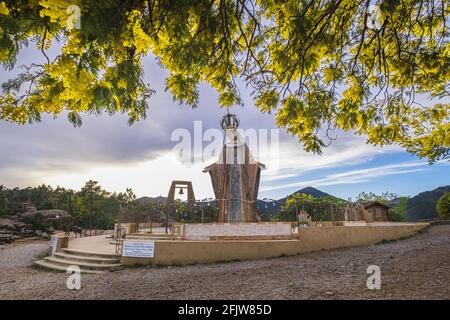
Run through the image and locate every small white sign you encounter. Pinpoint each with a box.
[49,235,59,255]
[122,241,155,258]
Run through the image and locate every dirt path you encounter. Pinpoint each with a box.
[0,225,449,299]
[0,239,48,269]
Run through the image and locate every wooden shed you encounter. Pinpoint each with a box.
[361,201,390,222]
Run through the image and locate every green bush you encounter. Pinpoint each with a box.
[389,197,408,221]
[24,213,52,230]
[436,193,450,219]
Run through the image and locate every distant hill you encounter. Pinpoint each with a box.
[388,197,403,207]
[278,186,337,202]
[135,196,167,205]
[406,185,450,221]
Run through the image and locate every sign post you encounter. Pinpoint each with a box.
[49,235,59,255]
[122,241,155,258]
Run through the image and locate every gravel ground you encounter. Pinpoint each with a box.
[0,239,48,269]
[0,225,449,300]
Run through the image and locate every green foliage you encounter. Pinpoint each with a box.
[119,199,160,223]
[284,193,316,210]
[22,212,52,230]
[284,192,347,209]
[270,211,295,222]
[356,191,400,203]
[280,192,347,221]
[436,192,450,219]
[0,1,448,162]
[0,181,139,228]
[389,197,408,222]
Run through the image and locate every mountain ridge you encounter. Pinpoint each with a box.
[135,186,334,205]
[406,185,450,221]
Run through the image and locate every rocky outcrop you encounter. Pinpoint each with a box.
[19,209,74,230]
[0,217,35,244]
[0,204,74,244]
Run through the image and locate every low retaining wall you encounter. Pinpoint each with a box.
[120,223,428,266]
[175,222,295,240]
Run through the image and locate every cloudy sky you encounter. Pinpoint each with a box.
[0,45,449,200]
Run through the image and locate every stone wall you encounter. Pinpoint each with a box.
[121,222,428,266]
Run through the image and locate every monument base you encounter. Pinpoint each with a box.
[172,222,296,240]
[120,222,428,266]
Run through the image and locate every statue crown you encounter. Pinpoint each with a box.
[220,113,240,130]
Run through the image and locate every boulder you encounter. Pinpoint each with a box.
[0,205,73,244]
[23,203,37,213]
[19,209,74,230]
[0,219,21,244]
[0,217,36,241]
[0,218,17,231]
[0,234,13,244]
[21,229,35,236]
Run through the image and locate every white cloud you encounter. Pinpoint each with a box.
[260,131,402,180]
[260,161,431,192]
[43,153,215,198]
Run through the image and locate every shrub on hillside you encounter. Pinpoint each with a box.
[389,197,408,222]
[436,193,450,219]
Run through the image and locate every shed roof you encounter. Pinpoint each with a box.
[360,201,391,209]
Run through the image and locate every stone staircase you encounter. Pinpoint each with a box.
[34,248,122,274]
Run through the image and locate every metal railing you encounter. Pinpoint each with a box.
[136,223,169,234]
[72,227,113,238]
[115,225,127,255]
[267,201,346,223]
[118,199,348,228]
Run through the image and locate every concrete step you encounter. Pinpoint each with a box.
[53,252,120,265]
[62,248,119,259]
[34,260,104,274]
[44,256,122,270]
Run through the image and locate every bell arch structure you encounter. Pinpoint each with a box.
[166,180,196,206]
